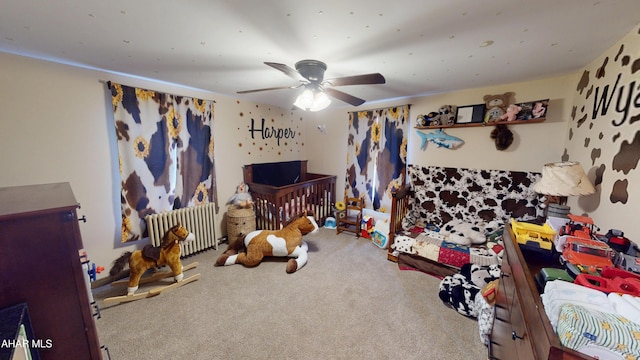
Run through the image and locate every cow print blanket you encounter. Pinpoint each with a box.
[404,165,543,228]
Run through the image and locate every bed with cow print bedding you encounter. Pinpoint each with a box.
[388,165,544,277]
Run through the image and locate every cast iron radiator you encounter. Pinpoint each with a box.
[145,203,218,257]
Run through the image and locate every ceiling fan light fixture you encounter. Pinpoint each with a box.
[294,88,314,110]
[310,91,331,111]
[293,87,331,111]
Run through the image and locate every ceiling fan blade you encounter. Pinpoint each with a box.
[324,88,366,106]
[264,62,306,81]
[325,73,385,87]
[237,85,299,94]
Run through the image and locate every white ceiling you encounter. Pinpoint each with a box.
[2,1,639,110]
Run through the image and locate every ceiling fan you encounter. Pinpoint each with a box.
[237,60,385,110]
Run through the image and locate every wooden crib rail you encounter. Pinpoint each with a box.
[388,183,411,262]
[247,173,336,230]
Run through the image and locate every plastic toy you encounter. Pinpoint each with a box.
[88,263,105,282]
[574,266,640,296]
[604,229,631,253]
[559,236,614,272]
[510,219,555,250]
[105,224,200,305]
[559,214,598,240]
[614,252,640,274]
[215,211,319,273]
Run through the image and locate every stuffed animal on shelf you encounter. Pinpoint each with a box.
[500,104,522,122]
[109,224,195,295]
[226,182,253,209]
[416,111,438,127]
[430,105,456,126]
[483,92,515,123]
[215,211,319,273]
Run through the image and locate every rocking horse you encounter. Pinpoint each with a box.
[104,224,201,305]
[215,211,319,273]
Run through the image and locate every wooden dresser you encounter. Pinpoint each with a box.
[0,183,103,359]
[488,225,591,360]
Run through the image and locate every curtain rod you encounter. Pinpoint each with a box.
[104,80,216,102]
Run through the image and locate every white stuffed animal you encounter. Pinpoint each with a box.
[391,236,415,254]
[440,220,487,245]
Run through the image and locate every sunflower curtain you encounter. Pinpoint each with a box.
[344,105,409,212]
[109,82,217,242]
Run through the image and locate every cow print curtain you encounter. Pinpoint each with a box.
[109,82,217,242]
[345,105,409,212]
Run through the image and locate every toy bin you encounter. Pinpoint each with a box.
[371,230,388,249]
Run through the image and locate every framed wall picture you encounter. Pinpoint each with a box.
[515,99,549,121]
[455,104,485,124]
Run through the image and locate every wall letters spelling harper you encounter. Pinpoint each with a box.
[592,73,640,126]
[248,118,296,146]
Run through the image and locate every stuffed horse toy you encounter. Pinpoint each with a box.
[109,224,195,295]
[215,211,319,273]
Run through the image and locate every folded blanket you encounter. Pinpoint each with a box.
[541,280,612,330]
[557,303,640,359]
[608,293,640,325]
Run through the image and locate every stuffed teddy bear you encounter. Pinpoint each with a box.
[483,92,515,123]
[499,104,522,122]
[430,105,456,126]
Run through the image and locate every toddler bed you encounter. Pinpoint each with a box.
[387,165,544,277]
[243,160,336,230]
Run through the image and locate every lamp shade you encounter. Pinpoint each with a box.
[532,161,595,196]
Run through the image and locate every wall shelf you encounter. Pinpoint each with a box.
[415,117,546,130]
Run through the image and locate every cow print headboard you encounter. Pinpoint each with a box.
[406,165,544,227]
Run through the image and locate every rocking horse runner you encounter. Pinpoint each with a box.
[104,224,200,305]
[215,211,319,273]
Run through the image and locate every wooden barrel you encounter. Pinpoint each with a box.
[226,207,256,243]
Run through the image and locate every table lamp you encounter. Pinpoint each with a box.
[532,161,595,218]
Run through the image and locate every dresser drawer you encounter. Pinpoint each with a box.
[489,267,516,359]
[489,224,593,360]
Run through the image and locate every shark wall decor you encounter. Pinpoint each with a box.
[416,129,464,150]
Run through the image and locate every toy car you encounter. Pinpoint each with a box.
[614,252,640,274]
[510,219,555,251]
[604,229,631,253]
[559,214,598,239]
[559,236,614,272]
